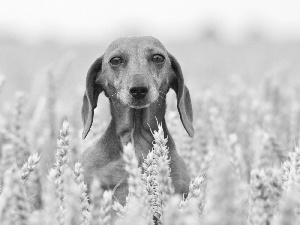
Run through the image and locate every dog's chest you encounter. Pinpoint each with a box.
[130,109,154,164]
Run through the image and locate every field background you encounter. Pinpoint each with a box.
[2,0,300,224]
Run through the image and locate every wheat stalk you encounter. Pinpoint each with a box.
[49,120,71,225]
[73,162,90,225]
[21,153,40,181]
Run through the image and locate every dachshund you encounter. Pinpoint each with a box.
[81,36,194,206]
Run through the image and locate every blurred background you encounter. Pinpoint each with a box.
[2,2,300,222]
[1,0,300,119]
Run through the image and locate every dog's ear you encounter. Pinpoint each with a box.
[168,52,194,137]
[82,56,104,139]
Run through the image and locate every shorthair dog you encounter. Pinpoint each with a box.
[81,36,194,205]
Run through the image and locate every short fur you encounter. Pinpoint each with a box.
[81,36,194,205]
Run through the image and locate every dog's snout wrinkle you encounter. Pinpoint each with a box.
[129,86,148,99]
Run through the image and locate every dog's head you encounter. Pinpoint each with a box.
[82,36,194,139]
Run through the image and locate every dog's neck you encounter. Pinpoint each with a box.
[107,98,173,163]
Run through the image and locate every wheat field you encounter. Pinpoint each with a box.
[1,42,300,225]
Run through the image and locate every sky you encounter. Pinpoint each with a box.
[1,0,300,43]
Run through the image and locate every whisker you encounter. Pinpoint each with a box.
[108,92,118,99]
[158,94,166,101]
[108,91,119,106]
[107,92,117,99]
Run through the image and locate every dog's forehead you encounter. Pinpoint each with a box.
[105,36,167,54]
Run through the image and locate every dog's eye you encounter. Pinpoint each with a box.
[110,57,123,66]
[152,54,165,64]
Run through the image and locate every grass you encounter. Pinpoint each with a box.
[1,53,300,225]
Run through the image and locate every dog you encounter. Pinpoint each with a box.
[81,36,194,206]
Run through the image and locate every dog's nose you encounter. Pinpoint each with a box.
[129,86,148,99]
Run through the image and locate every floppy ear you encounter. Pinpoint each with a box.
[82,56,104,139]
[168,53,194,137]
